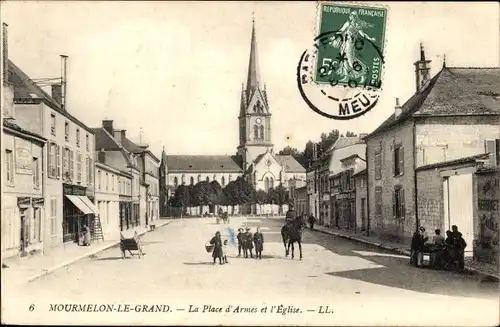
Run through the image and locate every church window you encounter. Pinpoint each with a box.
[270,177,274,189]
[206,176,210,182]
[221,176,225,186]
[181,174,185,185]
[173,177,178,187]
[197,174,201,183]
[254,125,259,140]
[259,126,264,140]
[265,177,270,192]
[229,175,232,182]
[190,176,194,185]
[213,174,217,182]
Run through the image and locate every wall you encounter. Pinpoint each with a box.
[355,174,368,232]
[366,120,416,241]
[95,163,120,240]
[415,116,500,167]
[416,168,445,232]
[11,103,43,135]
[168,172,241,189]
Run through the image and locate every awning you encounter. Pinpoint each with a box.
[66,195,93,215]
[78,196,99,215]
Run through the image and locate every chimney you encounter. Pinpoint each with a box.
[395,98,402,118]
[414,43,431,92]
[3,23,8,83]
[113,129,125,144]
[102,120,114,135]
[51,84,63,106]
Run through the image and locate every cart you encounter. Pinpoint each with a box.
[120,231,144,259]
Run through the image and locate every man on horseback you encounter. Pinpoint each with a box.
[281,205,306,260]
[285,203,297,225]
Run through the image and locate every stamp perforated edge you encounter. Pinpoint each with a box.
[311,1,390,92]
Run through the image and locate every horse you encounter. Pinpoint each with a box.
[281,216,306,260]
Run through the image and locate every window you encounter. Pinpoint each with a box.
[197,174,201,183]
[394,145,404,176]
[50,113,56,135]
[484,139,500,166]
[50,198,57,237]
[86,134,89,151]
[259,125,264,140]
[5,149,14,185]
[173,177,178,188]
[76,128,80,147]
[87,156,93,186]
[213,174,217,182]
[374,152,381,180]
[221,176,225,186]
[69,150,74,180]
[393,186,405,218]
[375,187,382,215]
[33,157,40,188]
[76,152,82,182]
[229,175,232,182]
[106,173,109,190]
[56,144,61,178]
[112,174,115,191]
[181,174,186,185]
[48,143,58,178]
[62,147,69,180]
[254,125,259,139]
[65,121,69,141]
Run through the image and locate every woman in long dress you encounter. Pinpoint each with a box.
[83,224,91,246]
[210,231,224,265]
[333,11,376,84]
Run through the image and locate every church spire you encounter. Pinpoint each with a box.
[246,14,261,99]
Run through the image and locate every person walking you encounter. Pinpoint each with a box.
[253,227,264,259]
[210,231,224,265]
[244,227,254,258]
[236,228,244,257]
[308,214,316,230]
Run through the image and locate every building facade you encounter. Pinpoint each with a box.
[92,122,141,231]
[160,19,305,216]
[94,162,120,240]
[353,169,368,233]
[8,60,97,247]
[365,45,500,245]
[294,186,308,216]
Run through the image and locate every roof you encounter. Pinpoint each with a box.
[8,60,94,134]
[365,67,500,139]
[165,155,244,173]
[92,128,122,151]
[3,119,47,143]
[330,136,364,151]
[352,168,367,177]
[415,153,490,172]
[121,137,160,163]
[275,155,306,172]
[340,153,365,162]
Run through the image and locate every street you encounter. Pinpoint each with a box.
[3,217,498,326]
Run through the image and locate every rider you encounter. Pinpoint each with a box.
[285,203,297,224]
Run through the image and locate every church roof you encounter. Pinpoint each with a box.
[165,155,244,173]
[276,155,306,172]
[365,67,500,139]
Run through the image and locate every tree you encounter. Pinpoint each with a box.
[278,146,299,156]
[191,181,212,215]
[172,184,191,217]
[273,183,289,215]
[255,190,267,214]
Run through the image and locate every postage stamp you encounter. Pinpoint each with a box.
[314,2,387,90]
[296,2,388,120]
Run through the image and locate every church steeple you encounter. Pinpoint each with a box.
[246,14,261,100]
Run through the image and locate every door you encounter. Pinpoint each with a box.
[445,174,474,257]
[361,198,366,231]
[20,209,27,255]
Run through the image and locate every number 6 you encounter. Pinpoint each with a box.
[29,304,35,312]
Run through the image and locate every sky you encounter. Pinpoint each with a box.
[2,1,499,157]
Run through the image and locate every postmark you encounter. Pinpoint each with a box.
[297,2,388,120]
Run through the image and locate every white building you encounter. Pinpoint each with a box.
[94,162,120,240]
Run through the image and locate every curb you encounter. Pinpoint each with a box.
[314,227,499,281]
[26,220,173,283]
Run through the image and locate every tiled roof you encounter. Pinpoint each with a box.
[415,153,490,172]
[3,119,46,142]
[121,137,160,163]
[366,67,500,138]
[275,155,306,172]
[166,155,244,172]
[92,128,121,151]
[352,168,367,177]
[8,60,94,134]
[332,136,364,150]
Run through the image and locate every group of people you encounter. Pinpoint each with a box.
[411,224,467,271]
[209,227,265,265]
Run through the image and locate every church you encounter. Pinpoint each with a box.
[159,19,306,215]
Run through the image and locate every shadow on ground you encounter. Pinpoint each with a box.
[183,262,217,266]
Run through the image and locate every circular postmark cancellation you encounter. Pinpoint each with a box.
[297,2,388,120]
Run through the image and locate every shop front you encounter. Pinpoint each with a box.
[62,184,98,243]
[119,197,132,231]
[335,191,356,231]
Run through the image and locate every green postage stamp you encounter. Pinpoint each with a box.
[314,2,387,90]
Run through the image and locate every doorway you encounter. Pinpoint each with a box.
[19,208,28,255]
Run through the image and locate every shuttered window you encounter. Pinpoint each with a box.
[375,187,382,215]
[374,152,381,180]
[394,145,404,176]
[393,186,405,218]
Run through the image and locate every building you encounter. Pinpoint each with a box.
[92,122,140,231]
[7,54,97,247]
[120,134,160,225]
[293,186,308,215]
[306,168,317,217]
[2,29,48,258]
[364,44,500,246]
[353,168,368,233]
[160,19,306,215]
[94,162,120,240]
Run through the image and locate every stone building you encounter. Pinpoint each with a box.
[92,122,141,231]
[8,60,97,247]
[364,44,500,245]
[94,161,120,240]
[159,19,305,215]
[293,186,308,216]
[353,168,368,233]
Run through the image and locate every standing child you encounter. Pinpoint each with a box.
[222,239,229,264]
